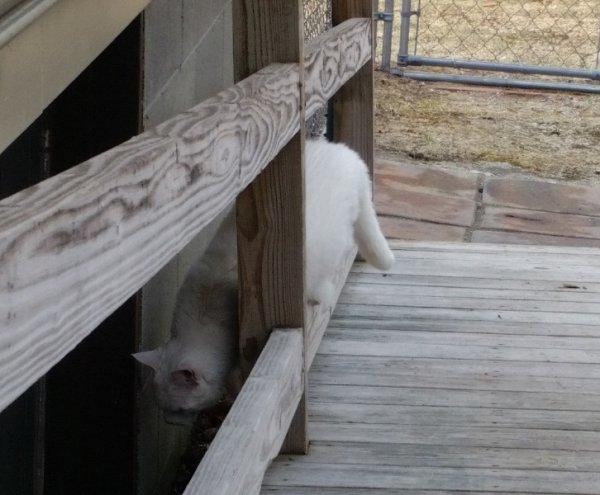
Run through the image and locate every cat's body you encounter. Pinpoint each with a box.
[134,139,394,424]
[304,139,393,308]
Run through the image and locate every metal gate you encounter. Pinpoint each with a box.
[376,0,600,93]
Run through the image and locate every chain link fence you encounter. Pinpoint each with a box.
[304,0,332,136]
[376,0,600,92]
[304,0,331,42]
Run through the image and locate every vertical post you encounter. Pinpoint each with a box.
[332,0,375,175]
[233,1,308,454]
[595,20,600,70]
[381,0,395,71]
[398,0,412,65]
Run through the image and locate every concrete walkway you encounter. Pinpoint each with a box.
[375,157,600,247]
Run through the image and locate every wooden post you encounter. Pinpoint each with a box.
[233,1,308,453]
[332,0,375,174]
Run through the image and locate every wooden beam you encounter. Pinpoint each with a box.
[236,136,305,369]
[233,0,305,368]
[182,328,304,495]
[0,18,371,414]
[332,1,375,173]
[306,246,357,368]
[233,0,308,454]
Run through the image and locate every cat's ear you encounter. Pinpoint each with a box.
[132,349,162,371]
[170,368,199,388]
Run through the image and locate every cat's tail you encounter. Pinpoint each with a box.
[354,181,395,271]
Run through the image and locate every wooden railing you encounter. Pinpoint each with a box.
[0,1,373,493]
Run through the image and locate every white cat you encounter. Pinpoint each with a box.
[134,139,394,424]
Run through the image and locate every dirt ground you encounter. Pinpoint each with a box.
[373,0,600,183]
[374,70,600,183]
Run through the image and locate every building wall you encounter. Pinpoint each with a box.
[0,0,150,154]
[137,1,234,493]
[0,1,234,491]
[0,20,142,494]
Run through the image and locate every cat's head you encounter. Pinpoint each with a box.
[133,342,226,425]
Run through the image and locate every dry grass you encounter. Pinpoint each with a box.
[374,0,600,182]
[375,71,600,181]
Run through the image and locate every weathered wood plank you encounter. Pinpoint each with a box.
[310,383,600,411]
[317,336,600,363]
[309,422,600,452]
[344,274,600,299]
[352,259,600,282]
[236,135,306,372]
[263,490,554,495]
[306,247,356,368]
[0,17,372,414]
[310,366,600,396]
[275,441,600,472]
[331,0,374,172]
[304,19,372,121]
[328,316,600,337]
[344,272,600,296]
[262,489,594,495]
[338,287,600,313]
[183,328,303,495]
[310,402,600,431]
[233,0,307,455]
[233,0,305,368]
[386,246,600,265]
[262,243,600,494]
[388,240,600,257]
[312,354,600,382]
[331,303,600,325]
[263,463,600,494]
[323,328,600,353]
[389,251,600,267]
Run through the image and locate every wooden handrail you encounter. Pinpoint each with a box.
[0,17,371,414]
[182,328,304,495]
[186,0,374,488]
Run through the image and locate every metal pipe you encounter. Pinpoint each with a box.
[413,0,421,56]
[400,54,600,80]
[0,0,60,48]
[595,17,600,70]
[391,67,600,94]
[398,0,412,64]
[380,0,394,71]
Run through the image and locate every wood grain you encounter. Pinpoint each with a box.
[331,1,374,173]
[311,402,600,431]
[306,246,356,368]
[309,421,600,452]
[236,135,306,371]
[0,17,372,414]
[183,328,304,495]
[310,383,600,410]
[277,441,600,472]
[261,243,600,495]
[264,462,600,493]
[233,0,307,455]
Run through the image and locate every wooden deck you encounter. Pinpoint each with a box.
[261,242,600,494]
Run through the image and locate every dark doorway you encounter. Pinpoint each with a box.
[0,16,142,495]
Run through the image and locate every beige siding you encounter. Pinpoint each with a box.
[0,0,150,153]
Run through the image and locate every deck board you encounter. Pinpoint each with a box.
[261,243,600,494]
